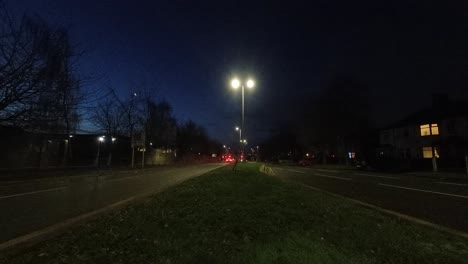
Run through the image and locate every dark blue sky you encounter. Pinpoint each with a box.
[7,0,468,145]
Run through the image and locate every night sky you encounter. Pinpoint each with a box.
[7,0,468,145]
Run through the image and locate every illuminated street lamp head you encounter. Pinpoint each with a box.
[231,78,240,89]
[98,136,104,142]
[246,79,255,88]
[235,126,239,131]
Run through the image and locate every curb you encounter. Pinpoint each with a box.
[0,196,137,252]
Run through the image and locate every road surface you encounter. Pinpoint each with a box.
[0,163,225,243]
[271,166,468,233]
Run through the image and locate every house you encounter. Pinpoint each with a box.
[378,96,468,170]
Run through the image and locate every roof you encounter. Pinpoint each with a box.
[383,100,468,130]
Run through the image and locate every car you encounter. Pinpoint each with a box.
[222,154,235,163]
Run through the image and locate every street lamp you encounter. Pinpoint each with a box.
[231,77,255,157]
[235,126,242,142]
[95,136,105,166]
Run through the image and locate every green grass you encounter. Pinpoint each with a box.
[2,163,468,263]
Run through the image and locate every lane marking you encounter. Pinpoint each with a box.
[354,173,400,180]
[316,169,339,173]
[0,187,67,200]
[0,197,135,251]
[436,182,468,187]
[105,176,136,182]
[314,173,351,181]
[286,169,306,174]
[379,183,468,199]
[293,182,468,240]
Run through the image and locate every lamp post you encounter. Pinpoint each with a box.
[231,78,255,159]
[235,126,242,143]
[95,136,105,167]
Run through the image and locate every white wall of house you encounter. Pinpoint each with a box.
[379,117,468,160]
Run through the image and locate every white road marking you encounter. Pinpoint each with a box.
[436,182,468,187]
[0,187,67,200]
[316,169,339,173]
[314,173,351,181]
[286,169,306,174]
[105,176,137,182]
[293,181,468,240]
[0,196,136,250]
[379,183,468,199]
[354,173,400,179]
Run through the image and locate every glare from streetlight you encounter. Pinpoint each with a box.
[98,136,104,142]
[112,137,116,142]
[246,79,255,88]
[235,127,239,131]
[231,78,240,89]
[223,145,226,148]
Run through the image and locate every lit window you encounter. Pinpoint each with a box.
[422,147,432,158]
[420,124,439,136]
[431,124,439,135]
[420,125,430,136]
[422,147,440,159]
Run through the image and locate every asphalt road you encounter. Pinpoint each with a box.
[0,163,225,243]
[271,166,468,233]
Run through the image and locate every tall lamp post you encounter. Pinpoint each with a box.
[95,136,105,167]
[235,126,242,143]
[231,78,255,158]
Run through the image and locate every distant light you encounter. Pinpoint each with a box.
[69,135,74,138]
[231,79,240,89]
[112,137,116,142]
[150,142,153,146]
[133,92,137,97]
[223,145,226,148]
[198,152,201,155]
[306,153,310,157]
[246,79,255,88]
[98,136,104,142]
[235,127,239,131]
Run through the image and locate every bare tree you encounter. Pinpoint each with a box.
[91,99,124,137]
[90,98,124,166]
[0,4,83,134]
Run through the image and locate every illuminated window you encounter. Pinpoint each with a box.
[422,147,432,158]
[420,124,439,136]
[422,147,440,159]
[431,124,439,135]
[420,125,430,136]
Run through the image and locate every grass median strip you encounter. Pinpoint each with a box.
[1,163,468,263]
